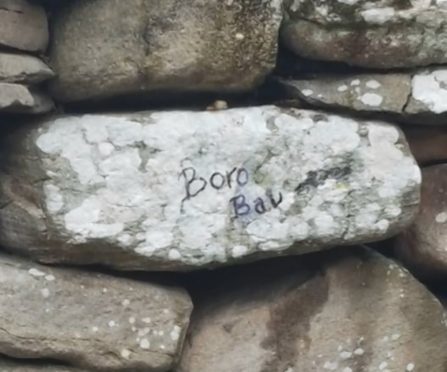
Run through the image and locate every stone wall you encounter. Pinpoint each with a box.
[0,1,446,371]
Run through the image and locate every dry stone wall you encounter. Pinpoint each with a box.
[0,0,446,371]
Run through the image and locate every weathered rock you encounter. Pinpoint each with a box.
[177,247,447,372]
[281,0,447,68]
[403,126,447,165]
[277,68,447,121]
[0,107,420,270]
[405,69,447,116]
[0,52,54,84]
[278,73,411,114]
[49,0,282,103]
[0,0,49,52]
[0,83,53,113]
[396,165,447,279]
[0,253,192,371]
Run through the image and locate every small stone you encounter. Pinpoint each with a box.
[0,83,53,114]
[0,52,54,84]
[0,0,49,52]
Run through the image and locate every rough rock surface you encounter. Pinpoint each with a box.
[396,165,447,279]
[0,0,49,52]
[49,0,282,103]
[0,253,192,371]
[277,68,447,120]
[0,52,54,84]
[281,0,447,68]
[0,83,53,113]
[177,247,447,372]
[278,74,411,114]
[403,126,447,165]
[0,106,420,270]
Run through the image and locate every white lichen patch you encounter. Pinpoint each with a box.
[411,69,447,114]
[28,268,46,277]
[358,93,383,107]
[435,212,447,223]
[33,107,419,269]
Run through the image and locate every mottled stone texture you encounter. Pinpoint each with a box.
[49,0,282,102]
[282,0,447,68]
[277,68,447,122]
[0,253,192,371]
[396,165,447,279]
[177,247,447,372]
[0,107,420,270]
[0,0,49,52]
[0,52,54,84]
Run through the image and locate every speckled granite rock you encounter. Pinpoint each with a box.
[49,0,282,103]
[0,106,420,270]
[0,52,54,84]
[277,68,447,121]
[0,253,192,371]
[177,246,447,372]
[0,0,49,52]
[396,165,447,279]
[282,0,447,68]
[0,83,54,114]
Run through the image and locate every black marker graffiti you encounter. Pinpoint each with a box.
[179,166,283,218]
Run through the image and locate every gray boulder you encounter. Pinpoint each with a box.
[49,0,282,102]
[0,106,420,270]
[0,253,192,371]
[277,67,447,121]
[177,247,447,372]
[282,0,447,68]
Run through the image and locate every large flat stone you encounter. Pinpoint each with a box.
[281,1,447,68]
[0,0,49,52]
[0,83,54,114]
[0,107,420,270]
[0,52,54,84]
[277,68,447,122]
[177,247,447,372]
[0,253,192,371]
[49,0,282,102]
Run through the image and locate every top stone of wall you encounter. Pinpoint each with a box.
[282,0,447,68]
[48,0,283,103]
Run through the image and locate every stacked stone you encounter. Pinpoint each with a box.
[278,0,447,282]
[0,0,446,371]
[0,0,54,114]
